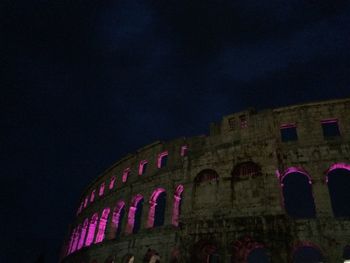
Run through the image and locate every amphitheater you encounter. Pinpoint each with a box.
[61,98,350,263]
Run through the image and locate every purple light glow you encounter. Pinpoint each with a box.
[280,123,296,129]
[67,227,76,255]
[99,182,105,197]
[77,201,83,215]
[147,188,166,228]
[181,145,188,156]
[325,163,350,183]
[109,176,116,190]
[138,160,148,175]
[157,151,168,168]
[280,167,312,185]
[292,241,323,258]
[95,208,110,243]
[84,196,89,208]
[85,213,98,247]
[172,185,184,227]
[122,168,130,183]
[90,190,96,203]
[321,118,338,124]
[110,200,125,239]
[126,194,143,234]
[77,219,89,250]
[71,224,81,253]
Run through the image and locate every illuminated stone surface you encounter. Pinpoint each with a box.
[61,98,350,263]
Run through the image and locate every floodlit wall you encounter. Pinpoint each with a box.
[62,98,350,263]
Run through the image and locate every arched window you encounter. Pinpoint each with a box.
[84,196,89,208]
[67,227,77,255]
[193,169,219,209]
[90,189,96,203]
[232,161,262,179]
[232,236,265,263]
[157,151,168,168]
[77,218,89,250]
[292,243,323,263]
[126,194,144,234]
[71,224,81,253]
[122,168,130,183]
[85,213,98,247]
[99,182,105,197]
[194,169,219,185]
[191,240,218,263]
[280,167,316,218]
[326,163,350,217]
[147,188,166,228]
[109,176,116,190]
[95,208,110,243]
[139,160,148,175]
[110,200,125,239]
[181,145,188,156]
[172,185,184,227]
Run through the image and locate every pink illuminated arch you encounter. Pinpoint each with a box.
[181,145,188,156]
[232,236,265,262]
[126,194,144,234]
[139,160,148,175]
[85,213,98,247]
[109,176,116,190]
[279,167,312,186]
[84,196,89,208]
[109,200,125,239]
[90,190,96,203]
[292,241,324,262]
[67,227,77,255]
[325,163,350,183]
[122,168,130,183]
[71,224,81,253]
[157,151,168,168]
[325,162,350,217]
[77,218,89,250]
[278,167,316,218]
[172,184,184,227]
[99,182,105,197]
[147,188,166,228]
[95,208,111,243]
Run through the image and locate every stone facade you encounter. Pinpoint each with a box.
[61,98,350,263]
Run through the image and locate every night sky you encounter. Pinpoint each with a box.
[2,0,350,262]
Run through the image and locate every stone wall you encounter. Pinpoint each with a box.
[62,98,350,263]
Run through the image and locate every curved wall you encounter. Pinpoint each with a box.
[61,98,350,263]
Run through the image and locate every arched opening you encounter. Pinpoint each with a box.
[143,249,161,263]
[232,236,265,263]
[344,245,350,262]
[172,185,184,227]
[157,151,168,168]
[232,161,262,180]
[293,245,323,263]
[85,213,99,247]
[77,218,89,250]
[95,208,110,243]
[191,240,218,263]
[147,188,166,228]
[126,194,144,234]
[247,248,270,263]
[110,201,125,239]
[281,167,316,218]
[326,163,350,217]
[71,224,81,253]
[193,169,219,209]
[122,254,135,263]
